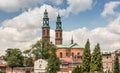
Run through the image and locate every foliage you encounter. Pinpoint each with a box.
[82,39,91,73]
[72,66,82,73]
[4,48,23,68]
[23,57,33,67]
[31,39,50,60]
[0,70,6,73]
[90,43,103,72]
[47,44,61,73]
[113,54,119,73]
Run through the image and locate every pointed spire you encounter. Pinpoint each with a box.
[44,9,48,18]
[58,13,60,17]
[42,9,49,27]
[56,13,62,30]
[71,35,74,44]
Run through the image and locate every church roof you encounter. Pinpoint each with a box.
[56,43,83,49]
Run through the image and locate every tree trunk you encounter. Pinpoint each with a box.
[11,67,13,73]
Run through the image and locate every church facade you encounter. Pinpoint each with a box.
[41,9,84,72]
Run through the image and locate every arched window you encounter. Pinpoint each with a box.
[60,32,62,38]
[60,52,62,58]
[66,53,68,57]
[56,33,58,38]
[77,52,80,55]
[72,52,74,57]
[77,52,81,58]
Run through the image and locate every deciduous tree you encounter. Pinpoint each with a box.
[4,48,23,73]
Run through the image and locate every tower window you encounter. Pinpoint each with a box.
[43,30,45,35]
[60,52,62,58]
[60,32,62,38]
[56,33,58,38]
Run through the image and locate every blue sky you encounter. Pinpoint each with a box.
[0,0,120,54]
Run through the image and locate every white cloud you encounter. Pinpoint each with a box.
[108,16,120,34]
[66,0,93,14]
[101,1,120,17]
[48,0,63,5]
[0,0,93,14]
[0,0,44,12]
[0,0,64,12]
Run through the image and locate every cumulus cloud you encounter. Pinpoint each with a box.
[0,0,64,12]
[101,1,120,17]
[48,0,63,5]
[66,0,93,14]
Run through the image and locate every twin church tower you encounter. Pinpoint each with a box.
[42,9,62,45]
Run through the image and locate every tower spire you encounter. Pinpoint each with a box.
[55,13,63,45]
[42,9,50,46]
[56,12,62,30]
[42,9,49,27]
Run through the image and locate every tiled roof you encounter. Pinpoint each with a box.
[56,43,83,49]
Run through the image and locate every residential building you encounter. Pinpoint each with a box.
[102,49,120,73]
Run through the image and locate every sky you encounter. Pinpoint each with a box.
[0,0,120,55]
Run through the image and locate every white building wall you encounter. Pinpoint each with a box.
[34,59,48,73]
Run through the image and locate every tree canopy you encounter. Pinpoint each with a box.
[4,48,24,68]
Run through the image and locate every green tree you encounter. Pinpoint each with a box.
[31,39,50,59]
[23,49,34,67]
[82,39,91,73]
[47,44,60,73]
[72,66,82,73]
[90,43,103,72]
[23,57,33,67]
[113,54,119,73]
[4,48,23,73]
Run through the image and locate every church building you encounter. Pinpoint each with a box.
[41,9,84,72]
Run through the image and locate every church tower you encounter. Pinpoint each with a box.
[55,14,62,45]
[42,9,50,45]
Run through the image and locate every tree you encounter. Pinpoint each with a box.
[47,44,61,73]
[31,39,50,60]
[82,39,91,73]
[23,49,34,67]
[72,66,82,73]
[113,54,119,73]
[90,43,103,72]
[4,48,23,73]
[23,57,33,67]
